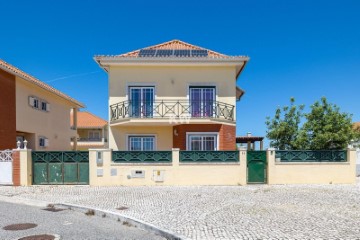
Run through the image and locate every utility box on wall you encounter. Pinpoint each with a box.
[131,170,145,178]
[153,170,165,182]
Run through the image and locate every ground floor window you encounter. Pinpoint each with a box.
[187,133,218,151]
[128,136,155,151]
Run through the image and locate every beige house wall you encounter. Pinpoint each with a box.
[108,65,237,108]
[109,126,173,150]
[89,149,247,186]
[108,65,237,149]
[16,76,77,150]
[267,148,356,184]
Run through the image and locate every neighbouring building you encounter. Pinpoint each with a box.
[0,59,84,150]
[94,40,248,151]
[71,111,108,150]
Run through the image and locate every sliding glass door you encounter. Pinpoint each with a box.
[190,87,215,117]
[129,87,154,117]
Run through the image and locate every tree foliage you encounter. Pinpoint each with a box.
[266,97,359,150]
[295,97,358,150]
[265,98,304,150]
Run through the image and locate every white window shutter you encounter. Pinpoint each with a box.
[46,103,50,111]
[29,96,35,106]
[44,138,49,147]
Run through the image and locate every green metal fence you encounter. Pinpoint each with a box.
[32,151,89,185]
[180,151,239,163]
[275,150,347,162]
[112,151,172,163]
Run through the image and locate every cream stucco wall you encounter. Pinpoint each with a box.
[108,65,237,107]
[16,77,78,150]
[89,149,247,186]
[267,149,357,184]
[107,65,238,149]
[109,126,173,150]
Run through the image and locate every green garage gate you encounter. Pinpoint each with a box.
[32,151,89,185]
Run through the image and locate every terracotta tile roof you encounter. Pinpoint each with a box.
[95,39,247,59]
[71,111,107,128]
[0,59,84,108]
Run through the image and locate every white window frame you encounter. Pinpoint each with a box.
[126,134,157,151]
[186,132,219,151]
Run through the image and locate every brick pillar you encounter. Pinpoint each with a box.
[12,151,20,186]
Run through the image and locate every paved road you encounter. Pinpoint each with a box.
[2,181,360,239]
[0,201,165,240]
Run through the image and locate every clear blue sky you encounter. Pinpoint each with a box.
[1,0,359,143]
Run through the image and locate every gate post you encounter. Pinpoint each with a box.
[89,149,112,186]
[266,148,276,185]
[19,149,32,186]
[238,147,247,185]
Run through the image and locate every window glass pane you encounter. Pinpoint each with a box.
[190,88,202,117]
[142,88,154,117]
[130,88,141,117]
[190,136,202,150]
[142,137,154,151]
[203,89,214,117]
[129,137,142,151]
[203,136,216,150]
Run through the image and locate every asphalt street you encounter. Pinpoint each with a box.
[0,201,165,240]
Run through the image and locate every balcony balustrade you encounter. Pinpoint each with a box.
[110,100,235,122]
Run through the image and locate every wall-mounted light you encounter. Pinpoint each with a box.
[174,129,178,136]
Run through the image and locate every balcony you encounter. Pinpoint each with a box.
[110,100,235,123]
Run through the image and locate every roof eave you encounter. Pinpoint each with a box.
[0,65,85,108]
[94,57,249,69]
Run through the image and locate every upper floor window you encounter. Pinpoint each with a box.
[129,86,154,117]
[29,96,50,112]
[189,87,215,117]
[88,131,101,141]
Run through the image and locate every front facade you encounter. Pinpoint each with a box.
[71,111,108,150]
[95,40,248,151]
[0,60,84,151]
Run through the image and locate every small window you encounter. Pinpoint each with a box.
[29,96,39,109]
[41,102,47,111]
[39,137,49,148]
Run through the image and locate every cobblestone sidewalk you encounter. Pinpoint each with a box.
[1,181,360,239]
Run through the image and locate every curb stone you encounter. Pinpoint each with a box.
[13,234,61,240]
[0,195,189,240]
[55,203,189,240]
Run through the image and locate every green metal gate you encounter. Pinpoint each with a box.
[247,151,267,184]
[32,151,89,185]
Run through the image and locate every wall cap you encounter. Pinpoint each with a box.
[180,162,240,165]
[275,162,350,165]
[111,163,172,166]
[89,148,112,151]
